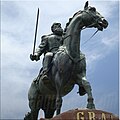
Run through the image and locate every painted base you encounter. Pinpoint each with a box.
[40,108,119,120]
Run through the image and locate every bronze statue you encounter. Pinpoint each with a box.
[24,1,108,120]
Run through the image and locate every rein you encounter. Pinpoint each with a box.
[81,29,99,46]
[80,10,101,46]
[63,29,99,47]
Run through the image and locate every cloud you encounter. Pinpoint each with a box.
[101,35,118,47]
[95,92,119,115]
[1,0,119,119]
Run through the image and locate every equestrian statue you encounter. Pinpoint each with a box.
[24,1,108,120]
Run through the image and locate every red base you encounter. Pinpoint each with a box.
[40,109,119,120]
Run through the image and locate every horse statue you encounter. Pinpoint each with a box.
[24,1,108,120]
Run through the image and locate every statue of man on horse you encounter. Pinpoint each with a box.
[24,1,108,120]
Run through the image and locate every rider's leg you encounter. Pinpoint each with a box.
[42,52,53,79]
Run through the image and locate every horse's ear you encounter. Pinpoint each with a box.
[84,1,88,10]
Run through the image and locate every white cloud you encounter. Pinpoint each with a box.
[101,36,118,47]
[95,92,119,115]
[85,33,118,72]
[1,0,119,119]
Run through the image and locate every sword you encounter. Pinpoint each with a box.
[32,8,39,55]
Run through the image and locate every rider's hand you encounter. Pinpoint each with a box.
[30,54,40,61]
[30,54,36,61]
[35,55,40,61]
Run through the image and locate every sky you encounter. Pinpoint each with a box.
[1,0,119,119]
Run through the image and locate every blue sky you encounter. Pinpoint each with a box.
[1,0,119,119]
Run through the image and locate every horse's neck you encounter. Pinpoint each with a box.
[63,17,83,59]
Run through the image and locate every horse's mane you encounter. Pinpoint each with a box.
[64,10,82,32]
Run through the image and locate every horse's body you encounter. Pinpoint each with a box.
[24,2,108,120]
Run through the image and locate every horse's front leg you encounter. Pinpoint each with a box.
[56,94,62,115]
[76,74,95,109]
[82,76,95,109]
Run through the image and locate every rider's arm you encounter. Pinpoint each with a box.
[30,35,48,61]
[35,35,48,57]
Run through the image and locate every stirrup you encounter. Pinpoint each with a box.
[41,74,49,81]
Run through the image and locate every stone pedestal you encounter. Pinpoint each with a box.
[40,109,119,120]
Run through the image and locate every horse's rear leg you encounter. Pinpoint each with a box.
[24,80,40,120]
[28,99,40,120]
[44,109,55,118]
[25,99,39,120]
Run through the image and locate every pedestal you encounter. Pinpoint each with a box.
[40,108,119,120]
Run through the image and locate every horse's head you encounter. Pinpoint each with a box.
[75,1,108,31]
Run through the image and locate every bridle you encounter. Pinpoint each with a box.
[63,10,103,46]
[81,29,99,46]
[81,10,103,46]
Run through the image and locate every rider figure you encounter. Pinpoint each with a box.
[30,22,63,80]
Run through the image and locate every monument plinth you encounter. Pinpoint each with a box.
[40,109,119,120]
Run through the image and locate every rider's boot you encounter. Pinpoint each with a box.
[40,71,49,85]
[42,68,49,80]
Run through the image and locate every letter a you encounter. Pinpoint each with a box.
[101,113,106,120]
